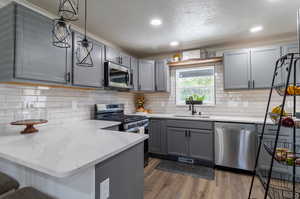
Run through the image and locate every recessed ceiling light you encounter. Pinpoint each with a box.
[150,18,162,26]
[250,26,263,33]
[170,41,179,47]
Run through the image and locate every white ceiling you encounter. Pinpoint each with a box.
[25,0,300,56]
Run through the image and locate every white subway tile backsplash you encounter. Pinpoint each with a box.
[0,84,135,131]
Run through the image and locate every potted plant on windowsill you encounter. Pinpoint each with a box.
[185,95,205,105]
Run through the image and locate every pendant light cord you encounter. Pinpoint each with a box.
[84,0,87,40]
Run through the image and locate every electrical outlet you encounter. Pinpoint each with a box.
[100,178,110,199]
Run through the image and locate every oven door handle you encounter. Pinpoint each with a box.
[126,123,149,133]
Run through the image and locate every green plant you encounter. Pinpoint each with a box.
[186,94,206,102]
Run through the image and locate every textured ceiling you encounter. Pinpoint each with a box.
[24,0,300,56]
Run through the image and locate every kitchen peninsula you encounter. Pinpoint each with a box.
[0,120,148,199]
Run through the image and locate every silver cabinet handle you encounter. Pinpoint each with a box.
[253,80,255,88]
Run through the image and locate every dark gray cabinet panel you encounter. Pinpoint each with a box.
[15,4,68,84]
[105,46,120,64]
[149,119,162,153]
[72,32,104,88]
[120,52,131,68]
[138,59,155,91]
[189,129,213,161]
[224,49,251,89]
[167,127,189,156]
[166,120,213,130]
[95,143,144,199]
[155,59,170,92]
[282,43,300,84]
[250,46,281,88]
[130,57,139,90]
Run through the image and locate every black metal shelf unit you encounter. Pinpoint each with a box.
[248,53,300,199]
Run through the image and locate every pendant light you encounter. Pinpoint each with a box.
[52,17,71,48]
[58,0,79,21]
[76,0,93,67]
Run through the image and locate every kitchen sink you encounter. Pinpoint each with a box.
[173,114,210,119]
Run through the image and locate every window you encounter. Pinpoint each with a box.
[175,66,215,106]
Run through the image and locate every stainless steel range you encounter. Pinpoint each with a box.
[95,104,149,166]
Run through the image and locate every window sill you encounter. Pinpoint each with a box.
[176,104,216,107]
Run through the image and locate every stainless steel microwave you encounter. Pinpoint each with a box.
[104,61,132,90]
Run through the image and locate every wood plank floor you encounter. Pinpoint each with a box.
[144,158,265,199]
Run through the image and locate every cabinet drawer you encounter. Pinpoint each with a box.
[166,120,213,130]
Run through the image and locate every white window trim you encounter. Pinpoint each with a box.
[175,65,216,107]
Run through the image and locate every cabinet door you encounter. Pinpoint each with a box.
[130,57,139,90]
[224,49,250,89]
[72,32,104,87]
[167,127,189,156]
[149,119,162,154]
[189,129,213,161]
[15,5,68,84]
[155,59,170,92]
[120,52,131,68]
[282,43,300,85]
[251,46,281,88]
[138,59,155,91]
[105,46,120,64]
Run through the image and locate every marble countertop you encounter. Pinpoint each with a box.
[0,120,148,178]
[133,113,273,124]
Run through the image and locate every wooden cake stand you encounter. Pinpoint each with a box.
[10,119,48,134]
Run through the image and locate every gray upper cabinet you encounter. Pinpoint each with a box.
[105,46,120,64]
[155,59,170,92]
[130,57,139,90]
[105,47,131,68]
[72,32,104,88]
[167,127,189,156]
[224,49,250,89]
[15,4,69,84]
[282,43,300,84]
[120,52,131,68]
[189,129,213,161]
[138,59,155,91]
[250,46,281,88]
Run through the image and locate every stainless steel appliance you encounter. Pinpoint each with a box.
[214,122,257,171]
[95,104,149,166]
[104,61,132,90]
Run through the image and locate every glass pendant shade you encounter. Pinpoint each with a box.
[76,38,94,67]
[52,18,71,48]
[58,0,79,21]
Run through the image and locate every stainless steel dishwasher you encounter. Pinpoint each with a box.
[215,122,257,171]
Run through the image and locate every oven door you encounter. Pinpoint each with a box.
[104,62,131,89]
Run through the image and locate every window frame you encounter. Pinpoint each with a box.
[175,65,216,107]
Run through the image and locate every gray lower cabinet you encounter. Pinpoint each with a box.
[149,119,162,153]
[148,119,167,154]
[167,127,189,156]
[250,46,281,88]
[189,129,213,161]
[130,57,139,90]
[14,4,69,84]
[138,59,155,91]
[155,59,170,92]
[95,143,144,199]
[72,31,104,88]
[224,49,251,89]
[166,120,214,162]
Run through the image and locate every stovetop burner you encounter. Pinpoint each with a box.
[95,104,148,124]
